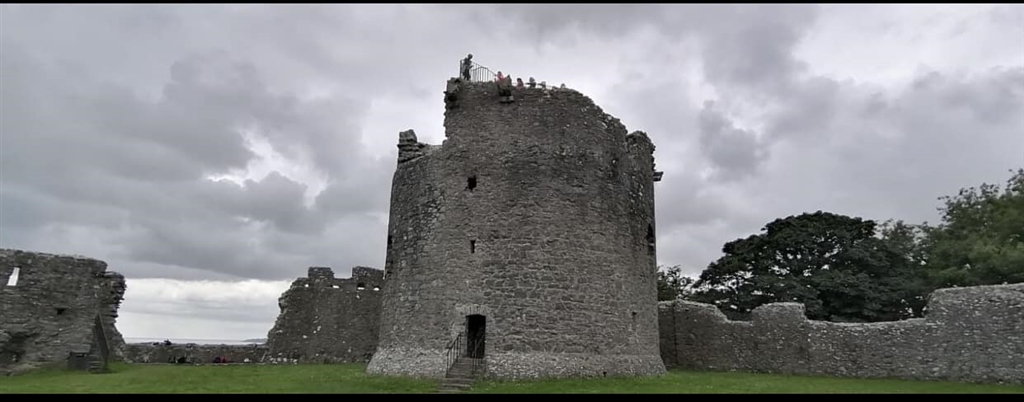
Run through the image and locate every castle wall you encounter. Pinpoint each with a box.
[368,81,665,380]
[0,249,127,374]
[658,283,1024,384]
[265,266,384,363]
[122,343,270,364]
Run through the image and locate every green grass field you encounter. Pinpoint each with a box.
[1,363,1021,394]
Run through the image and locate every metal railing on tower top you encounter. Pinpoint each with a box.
[460,60,497,82]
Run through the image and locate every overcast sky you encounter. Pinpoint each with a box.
[1,4,1022,341]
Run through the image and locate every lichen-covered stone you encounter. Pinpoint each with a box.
[264,266,384,363]
[658,283,1024,385]
[366,80,665,380]
[0,249,126,374]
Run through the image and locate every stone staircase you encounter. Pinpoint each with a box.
[87,356,106,373]
[437,357,483,393]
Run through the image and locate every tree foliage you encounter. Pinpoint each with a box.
[666,167,1024,323]
[656,265,696,301]
[919,168,1024,287]
[689,211,929,322]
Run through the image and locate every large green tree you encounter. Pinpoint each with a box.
[919,168,1024,287]
[690,211,929,322]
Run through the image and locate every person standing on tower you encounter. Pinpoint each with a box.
[461,54,473,81]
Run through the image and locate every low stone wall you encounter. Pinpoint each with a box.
[122,343,271,364]
[659,283,1024,385]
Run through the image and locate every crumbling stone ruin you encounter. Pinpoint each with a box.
[122,342,269,365]
[658,283,1024,385]
[444,77,462,110]
[365,79,667,380]
[265,266,384,364]
[0,249,127,375]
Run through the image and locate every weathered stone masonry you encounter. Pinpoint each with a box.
[0,249,127,375]
[658,283,1024,384]
[367,80,666,380]
[122,343,269,365]
[265,266,384,363]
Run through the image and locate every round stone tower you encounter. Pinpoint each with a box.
[365,78,666,380]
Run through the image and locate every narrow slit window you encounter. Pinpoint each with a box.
[470,240,476,254]
[466,176,477,191]
[646,225,655,255]
[6,267,19,287]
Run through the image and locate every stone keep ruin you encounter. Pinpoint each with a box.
[0,249,126,375]
[1,75,1022,385]
[365,78,668,380]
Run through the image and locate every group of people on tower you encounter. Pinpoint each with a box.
[460,53,563,90]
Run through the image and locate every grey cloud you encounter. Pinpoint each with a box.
[735,67,1024,242]
[313,157,394,219]
[477,4,664,43]
[696,11,815,95]
[0,45,254,186]
[0,24,389,281]
[199,173,325,235]
[763,76,843,143]
[697,101,769,181]
[490,4,819,95]
[989,4,1024,27]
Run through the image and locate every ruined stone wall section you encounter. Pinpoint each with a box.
[101,271,128,359]
[265,266,384,363]
[659,283,1024,384]
[0,249,126,374]
[122,343,270,364]
[369,81,665,379]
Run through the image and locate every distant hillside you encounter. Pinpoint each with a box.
[243,338,267,343]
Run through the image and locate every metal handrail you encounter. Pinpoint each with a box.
[459,60,498,82]
[444,332,464,376]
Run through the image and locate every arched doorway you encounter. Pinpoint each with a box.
[465,314,486,359]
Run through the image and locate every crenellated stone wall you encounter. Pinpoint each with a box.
[658,283,1024,384]
[264,266,384,364]
[0,249,127,375]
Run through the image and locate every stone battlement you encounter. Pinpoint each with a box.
[399,77,657,169]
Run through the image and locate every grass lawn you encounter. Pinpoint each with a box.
[470,371,1024,394]
[1,363,1022,394]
